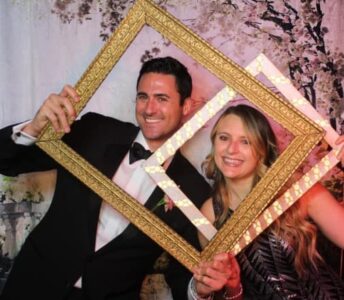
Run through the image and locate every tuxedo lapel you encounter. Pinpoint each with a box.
[89,119,139,179]
[95,150,187,252]
[101,143,130,178]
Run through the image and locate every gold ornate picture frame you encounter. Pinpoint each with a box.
[36,0,323,271]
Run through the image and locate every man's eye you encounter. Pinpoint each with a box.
[158,97,168,102]
[136,95,147,101]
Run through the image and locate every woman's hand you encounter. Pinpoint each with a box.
[192,252,241,298]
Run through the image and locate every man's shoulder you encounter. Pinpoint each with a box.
[70,112,139,138]
[170,151,211,199]
[64,112,139,146]
[172,151,204,177]
[171,150,209,188]
[79,112,138,131]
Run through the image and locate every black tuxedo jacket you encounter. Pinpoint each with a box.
[0,113,211,300]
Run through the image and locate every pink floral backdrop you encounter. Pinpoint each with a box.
[0,0,343,297]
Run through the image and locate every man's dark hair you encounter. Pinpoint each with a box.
[136,56,192,105]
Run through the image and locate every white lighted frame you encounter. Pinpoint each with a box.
[230,54,341,255]
[36,0,323,271]
[173,53,341,256]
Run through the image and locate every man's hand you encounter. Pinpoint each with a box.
[23,85,80,137]
[192,252,241,298]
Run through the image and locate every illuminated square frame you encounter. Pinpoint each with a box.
[227,53,341,256]
[36,0,323,271]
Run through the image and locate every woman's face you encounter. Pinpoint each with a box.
[213,114,259,184]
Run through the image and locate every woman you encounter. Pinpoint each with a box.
[189,104,344,300]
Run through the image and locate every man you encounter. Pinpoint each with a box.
[0,57,211,299]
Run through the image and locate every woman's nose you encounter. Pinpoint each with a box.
[227,140,239,153]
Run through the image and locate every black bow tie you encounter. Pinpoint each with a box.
[129,142,152,164]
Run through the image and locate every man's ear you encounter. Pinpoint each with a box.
[182,97,192,117]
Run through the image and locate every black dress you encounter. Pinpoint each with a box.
[213,199,344,300]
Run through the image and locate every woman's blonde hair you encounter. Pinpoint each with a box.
[202,104,321,277]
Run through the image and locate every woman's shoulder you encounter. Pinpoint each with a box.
[201,198,216,224]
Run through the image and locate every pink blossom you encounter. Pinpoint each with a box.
[163,195,174,212]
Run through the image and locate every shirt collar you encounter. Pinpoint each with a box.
[134,131,150,151]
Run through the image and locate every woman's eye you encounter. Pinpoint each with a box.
[218,135,228,141]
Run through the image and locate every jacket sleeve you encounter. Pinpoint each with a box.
[0,123,57,176]
[0,112,137,177]
[165,253,193,300]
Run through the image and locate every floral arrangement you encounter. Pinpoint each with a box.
[152,194,174,213]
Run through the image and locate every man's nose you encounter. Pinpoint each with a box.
[145,98,158,114]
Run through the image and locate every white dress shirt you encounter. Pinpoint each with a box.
[95,132,156,251]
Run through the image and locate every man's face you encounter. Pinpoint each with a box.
[135,72,191,151]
